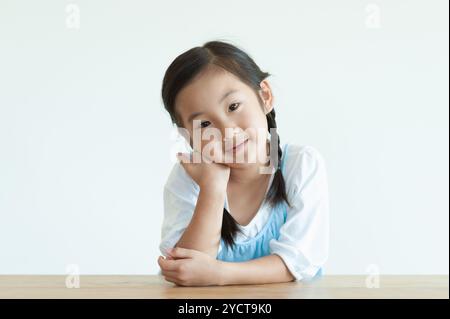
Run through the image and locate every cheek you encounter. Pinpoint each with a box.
[241,103,267,127]
[240,112,268,145]
[243,115,270,160]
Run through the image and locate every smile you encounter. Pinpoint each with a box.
[228,139,248,153]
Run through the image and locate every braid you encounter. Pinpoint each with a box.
[266,109,282,170]
[265,109,291,209]
[221,208,242,248]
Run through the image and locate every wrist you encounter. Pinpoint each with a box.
[200,182,227,194]
[216,260,229,286]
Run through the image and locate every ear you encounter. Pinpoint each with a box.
[258,79,274,115]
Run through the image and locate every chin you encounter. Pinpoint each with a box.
[221,139,266,167]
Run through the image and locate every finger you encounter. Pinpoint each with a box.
[169,247,198,259]
[176,152,192,164]
[163,275,180,285]
[161,269,178,277]
[165,252,177,260]
[163,248,175,259]
[157,255,165,268]
[158,255,176,269]
[158,256,181,271]
[197,150,213,163]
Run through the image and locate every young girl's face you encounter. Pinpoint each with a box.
[174,65,273,167]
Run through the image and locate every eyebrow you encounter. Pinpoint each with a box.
[187,89,239,124]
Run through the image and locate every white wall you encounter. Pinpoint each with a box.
[0,0,448,275]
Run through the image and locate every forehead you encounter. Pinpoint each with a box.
[174,66,250,122]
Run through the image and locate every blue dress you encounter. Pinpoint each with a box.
[216,143,323,279]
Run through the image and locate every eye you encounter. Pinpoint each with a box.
[228,102,240,112]
[200,121,210,128]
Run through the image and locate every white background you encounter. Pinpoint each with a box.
[0,0,448,275]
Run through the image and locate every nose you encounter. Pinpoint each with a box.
[215,118,235,141]
[215,117,246,150]
[222,129,248,152]
[222,127,240,141]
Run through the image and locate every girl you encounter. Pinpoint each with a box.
[157,41,329,286]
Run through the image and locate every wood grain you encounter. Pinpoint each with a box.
[0,275,447,299]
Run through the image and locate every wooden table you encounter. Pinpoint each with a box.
[0,275,448,299]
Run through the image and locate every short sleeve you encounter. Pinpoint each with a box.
[269,145,330,281]
[159,162,199,256]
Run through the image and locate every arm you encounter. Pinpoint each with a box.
[175,186,226,258]
[218,254,295,285]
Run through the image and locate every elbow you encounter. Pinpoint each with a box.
[285,270,296,282]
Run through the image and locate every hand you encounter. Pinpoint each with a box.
[177,151,230,191]
[157,247,224,286]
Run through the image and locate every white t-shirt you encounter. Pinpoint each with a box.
[159,143,329,281]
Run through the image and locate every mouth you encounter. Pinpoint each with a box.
[226,138,249,153]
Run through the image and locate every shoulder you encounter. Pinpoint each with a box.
[282,143,328,196]
[283,143,326,169]
[164,161,199,200]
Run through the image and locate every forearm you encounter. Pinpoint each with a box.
[218,254,295,285]
[175,187,225,258]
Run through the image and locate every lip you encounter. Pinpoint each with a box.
[227,139,248,153]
